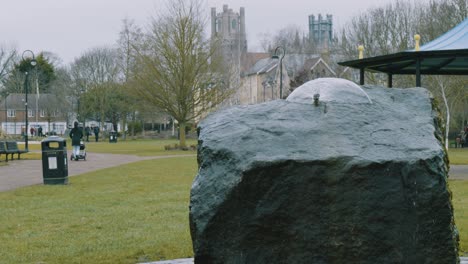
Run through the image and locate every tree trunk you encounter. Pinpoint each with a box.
[122,115,127,140]
[132,111,136,139]
[440,81,450,149]
[179,121,186,148]
[172,119,175,136]
[99,112,105,133]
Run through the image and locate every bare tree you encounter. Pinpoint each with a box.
[337,0,420,86]
[0,45,17,92]
[117,18,143,83]
[70,47,120,87]
[116,18,145,139]
[259,25,317,54]
[132,0,231,148]
[70,47,121,128]
[428,75,468,148]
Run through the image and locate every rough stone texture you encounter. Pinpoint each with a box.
[190,81,458,264]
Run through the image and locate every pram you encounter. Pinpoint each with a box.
[71,141,87,161]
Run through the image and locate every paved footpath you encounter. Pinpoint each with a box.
[451,165,468,180]
[0,152,195,192]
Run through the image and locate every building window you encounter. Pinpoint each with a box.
[40,109,46,117]
[7,109,15,117]
[232,19,237,29]
[28,109,34,117]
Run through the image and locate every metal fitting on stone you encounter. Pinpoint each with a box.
[313,93,320,106]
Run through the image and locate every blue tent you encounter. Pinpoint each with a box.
[339,18,468,87]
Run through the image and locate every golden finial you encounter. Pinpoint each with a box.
[358,45,364,59]
[414,34,421,51]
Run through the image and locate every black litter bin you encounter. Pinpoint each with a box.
[41,136,68,185]
[109,131,117,143]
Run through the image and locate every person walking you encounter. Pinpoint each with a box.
[69,121,83,160]
[85,126,90,142]
[94,126,100,142]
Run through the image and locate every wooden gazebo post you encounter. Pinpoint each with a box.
[358,45,365,85]
[415,34,421,87]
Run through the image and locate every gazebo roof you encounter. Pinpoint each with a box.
[418,18,468,51]
[338,18,468,82]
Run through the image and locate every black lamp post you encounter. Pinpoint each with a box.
[272,46,286,99]
[4,92,8,131]
[78,88,85,126]
[22,50,37,151]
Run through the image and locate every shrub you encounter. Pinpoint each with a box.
[128,122,143,135]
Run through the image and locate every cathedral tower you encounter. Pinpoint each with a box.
[211,5,248,74]
[308,14,333,53]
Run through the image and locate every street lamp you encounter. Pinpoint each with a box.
[3,92,8,133]
[272,46,286,99]
[78,88,85,127]
[22,50,37,151]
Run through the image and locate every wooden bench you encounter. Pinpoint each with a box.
[5,141,28,161]
[0,141,8,162]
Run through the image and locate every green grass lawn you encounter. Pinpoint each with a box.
[18,138,197,158]
[449,148,468,165]
[83,138,197,156]
[452,180,468,256]
[0,156,197,264]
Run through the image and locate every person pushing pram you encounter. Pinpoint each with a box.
[69,121,85,161]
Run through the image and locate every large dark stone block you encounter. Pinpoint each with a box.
[190,79,458,263]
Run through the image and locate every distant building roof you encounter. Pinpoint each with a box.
[245,53,330,78]
[303,57,336,76]
[0,93,62,110]
[245,58,278,76]
[242,52,270,73]
[283,53,320,77]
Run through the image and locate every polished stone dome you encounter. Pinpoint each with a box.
[286,77,372,104]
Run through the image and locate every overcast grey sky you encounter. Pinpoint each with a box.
[0,0,397,65]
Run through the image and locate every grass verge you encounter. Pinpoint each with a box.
[83,139,197,156]
[449,148,468,165]
[451,180,468,256]
[0,156,197,264]
[19,138,197,157]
